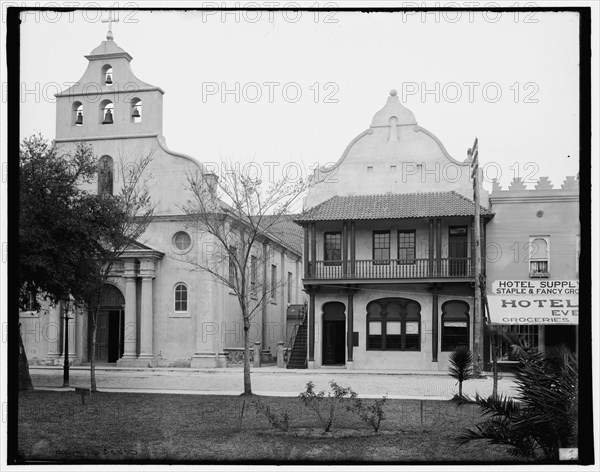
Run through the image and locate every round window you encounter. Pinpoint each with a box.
[173,231,191,251]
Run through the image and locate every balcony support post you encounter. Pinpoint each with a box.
[428,219,434,277]
[346,291,354,366]
[436,218,442,275]
[307,288,316,368]
[342,221,348,277]
[350,221,356,277]
[310,223,317,279]
[303,225,310,278]
[431,286,439,362]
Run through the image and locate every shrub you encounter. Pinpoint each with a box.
[448,347,474,398]
[298,380,357,432]
[252,399,290,432]
[347,396,387,432]
[457,350,578,460]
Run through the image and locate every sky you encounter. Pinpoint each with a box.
[16,4,583,191]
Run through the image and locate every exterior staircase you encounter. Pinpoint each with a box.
[286,318,307,369]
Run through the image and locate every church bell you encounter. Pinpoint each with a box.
[102,109,113,124]
[105,74,113,85]
[132,106,140,118]
[75,112,83,125]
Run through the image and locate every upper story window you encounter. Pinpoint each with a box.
[529,236,549,278]
[271,264,277,301]
[100,100,114,125]
[287,271,293,304]
[174,283,188,312]
[397,230,416,264]
[250,255,257,297]
[73,101,83,126]
[98,155,114,195]
[228,246,237,286]
[373,231,390,264]
[131,97,142,123]
[102,64,114,86]
[324,232,341,265]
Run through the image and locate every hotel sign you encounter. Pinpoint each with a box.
[492,280,579,295]
[488,280,579,325]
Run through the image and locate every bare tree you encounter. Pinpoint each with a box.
[182,164,306,396]
[72,152,155,392]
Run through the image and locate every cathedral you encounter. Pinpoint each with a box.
[19,29,304,368]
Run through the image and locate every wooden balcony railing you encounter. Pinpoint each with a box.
[308,258,473,280]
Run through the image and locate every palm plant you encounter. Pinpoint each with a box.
[457,349,578,460]
[449,347,474,398]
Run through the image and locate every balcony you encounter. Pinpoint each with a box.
[306,258,473,281]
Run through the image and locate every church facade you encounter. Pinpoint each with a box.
[19,34,304,368]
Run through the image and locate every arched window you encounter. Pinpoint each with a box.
[529,236,550,277]
[101,64,113,86]
[98,155,114,195]
[366,298,421,351]
[100,100,114,124]
[73,101,83,126]
[174,283,188,312]
[441,301,470,351]
[131,97,142,123]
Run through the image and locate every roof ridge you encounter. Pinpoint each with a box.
[335,190,463,199]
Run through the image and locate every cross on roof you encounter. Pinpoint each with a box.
[101,11,120,41]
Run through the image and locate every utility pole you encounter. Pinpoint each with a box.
[469,138,483,373]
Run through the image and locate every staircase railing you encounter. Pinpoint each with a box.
[286,303,307,363]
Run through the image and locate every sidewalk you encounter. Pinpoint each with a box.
[29,365,518,400]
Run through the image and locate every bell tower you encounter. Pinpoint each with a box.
[54,20,164,142]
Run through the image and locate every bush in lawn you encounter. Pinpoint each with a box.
[457,349,578,460]
[449,347,474,398]
[252,399,291,432]
[347,396,387,433]
[298,380,357,432]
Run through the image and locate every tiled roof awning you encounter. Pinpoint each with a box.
[295,191,493,223]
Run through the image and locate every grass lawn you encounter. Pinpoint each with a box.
[17,390,527,464]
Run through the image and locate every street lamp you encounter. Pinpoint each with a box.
[60,296,72,387]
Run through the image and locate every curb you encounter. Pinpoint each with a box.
[33,386,451,401]
[29,366,453,376]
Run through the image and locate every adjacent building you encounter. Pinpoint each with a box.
[484,176,579,366]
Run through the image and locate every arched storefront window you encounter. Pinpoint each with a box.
[441,300,470,351]
[366,298,421,351]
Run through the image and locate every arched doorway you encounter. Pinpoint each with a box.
[94,284,125,363]
[322,302,346,365]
